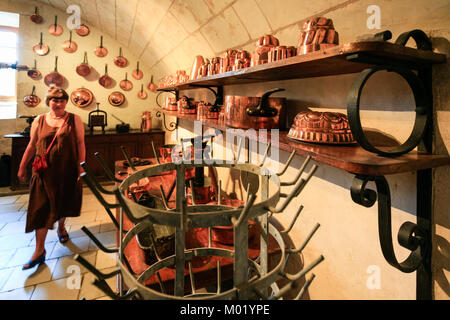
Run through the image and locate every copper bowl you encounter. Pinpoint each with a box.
[108,91,125,106]
[288,111,356,144]
[71,88,93,108]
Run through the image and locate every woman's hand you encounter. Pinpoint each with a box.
[17,166,27,183]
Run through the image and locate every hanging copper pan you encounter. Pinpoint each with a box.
[23,86,40,107]
[138,84,147,99]
[147,75,156,92]
[44,56,64,87]
[114,47,128,68]
[30,7,43,24]
[71,88,94,108]
[33,33,49,56]
[27,60,41,80]
[132,61,143,80]
[99,64,112,88]
[76,24,90,37]
[120,72,133,91]
[108,91,125,106]
[94,36,108,57]
[48,15,63,36]
[76,52,91,77]
[62,30,77,53]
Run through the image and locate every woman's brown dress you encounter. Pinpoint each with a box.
[26,113,82,233]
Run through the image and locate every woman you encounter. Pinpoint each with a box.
[17,85,85,270]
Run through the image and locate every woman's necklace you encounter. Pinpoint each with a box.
[49,111,67,120]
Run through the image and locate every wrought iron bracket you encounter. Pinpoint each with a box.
[155,110,178,131]
[350,175,429,274]
[189,84,224,109]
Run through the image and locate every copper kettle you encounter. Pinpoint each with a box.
[140,111,152,132]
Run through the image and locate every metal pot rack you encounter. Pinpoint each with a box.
[152,29,449,299]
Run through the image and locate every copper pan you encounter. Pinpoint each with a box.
[48,15,63,36]
[138,84,147,99]
[94,36,108,57]
[71,88,94,108]
[30,7,43,24]
[99,64,112,88]
[62,30,77,53]
[44,56,64,87]
[147,75,156,92]
[33,33,49,56]
[27,60,41,80]
[76,24,90,37]
[114,47,128,68]
[108,91,125,106]
[119,72,133,91]
[132,61,143,80]
[23,86,40,107]
[76,52,91,77]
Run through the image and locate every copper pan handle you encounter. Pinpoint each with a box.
[83,51,88,64]
[54,56,58,72]
[246,88,285,117]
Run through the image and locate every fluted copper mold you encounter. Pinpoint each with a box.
[298,17,339,55]
[288,111,356,144]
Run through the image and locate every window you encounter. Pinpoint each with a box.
[0,11,19,119]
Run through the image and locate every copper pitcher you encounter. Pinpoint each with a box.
[140,111,152,132]
[225,88,286,130]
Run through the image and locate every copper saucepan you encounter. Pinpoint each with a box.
[147,75,156,92]
[27,60,41,80]
[94,35,108,57]
[132,61,143,80]
[108,91,125,106]
[99,64,112,88]
[30,6,43,24]
[62,30,77,53]
[76,24,90,37]
[23,86,40,107]
[44,56,64,87]
[119,72,133,91]
[114,47,127,68]
[48,15,63,36]
[71,88,94,108]
[225,88,287,130]
[33,33,49,56]
[76,52,91,77]
[138,84,147,99]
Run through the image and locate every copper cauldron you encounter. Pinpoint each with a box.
[225,88,287,130]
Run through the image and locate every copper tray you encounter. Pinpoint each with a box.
[71,88,93,108]
[288,111,356,144]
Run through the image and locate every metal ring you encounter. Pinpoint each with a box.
[347,66,430,157]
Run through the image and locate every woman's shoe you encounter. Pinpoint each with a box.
[57,229,70,244]
[22,250,46,270]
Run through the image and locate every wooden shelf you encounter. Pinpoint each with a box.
[157,41,446,91]
[158,108,450,176]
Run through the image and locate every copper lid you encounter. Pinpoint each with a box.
[288,111,356,144]
[71,88,93,108]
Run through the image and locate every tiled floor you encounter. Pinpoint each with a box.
[0,187,118,300]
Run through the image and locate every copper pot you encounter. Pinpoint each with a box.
[190,55,205,80]
[48,16,63,36]
[225,88,287,129]
[23,86,40,107]
[27,60,41,80]
[114,47,128,68]
[108,91,125,106]
[44,56,64,87]
[140,111,152,131]
[76,24,90,37]
[99,64,112,88]
[94,36,108,57]
[132,61,143,80]
[76,52,91,77]
[62,30,77,53]
[164,96,178,111]
[178,96,196,114]
[138,84,147,99]
[33,33,49,56]
[71,88,93,108]
[30,7,43,24]
[119,72,133,91]
[147,75,156,92]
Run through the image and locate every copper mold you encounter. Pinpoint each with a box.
[251,34,279,66]
[71,88,94,108]
[268,46,297,63]
[287,111,356,144]
[298,17,339,55]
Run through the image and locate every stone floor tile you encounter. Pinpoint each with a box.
[0,248,16,269]
[0,286,35,300]
[6,242,56,268]
[99,222,116,233]
[0,196,19,205]
[0,220,27,236]
[88,231,116,251]
[95,250,117,270]
[48,236,92,260]
[0,210,27,223]
[68,221,102,239]
[0,232,34,250]
[79,266,117,300]
[30,277,82,300]
[52,250,97,280]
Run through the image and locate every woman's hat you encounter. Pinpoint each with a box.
[45,85,69,106]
